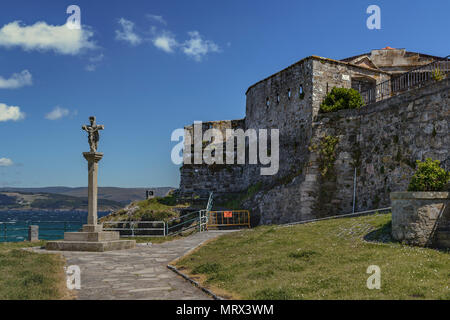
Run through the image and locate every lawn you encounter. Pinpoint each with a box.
[0,241,72,300]
[175,213,450,300]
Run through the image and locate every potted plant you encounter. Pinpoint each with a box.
[391,158,449,247]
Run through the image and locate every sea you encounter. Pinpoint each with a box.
[0,211,111,242]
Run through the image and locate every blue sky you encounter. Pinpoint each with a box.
[0,0,448,188]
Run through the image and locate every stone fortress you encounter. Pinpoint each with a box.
[179,47,449,225]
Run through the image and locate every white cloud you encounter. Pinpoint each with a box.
[0,158,14,167]
[0,103,25,122]
[85,54,104,72]
[45,106,70,120]
[115,18,142,46]
[153,32,178,53]
[0,70,32,89]
[181,31,220,61]
[85,64,96,72]
[146,14,167,25]
[0,21,96,55]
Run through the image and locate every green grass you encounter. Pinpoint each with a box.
[0,241,71,300]
[100,194,189,222]
[175,213,450,300]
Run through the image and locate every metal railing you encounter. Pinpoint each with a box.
[207,210,251,229]
[360,55,449,105]
[279,207,392,228]
[103,220,167,237]
[102,192,215,237]
[0,193,217,241]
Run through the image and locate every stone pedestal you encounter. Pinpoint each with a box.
[46,151,135,252]
[28,225,39,242]
[391,192,449,248]
[83,152,103,226]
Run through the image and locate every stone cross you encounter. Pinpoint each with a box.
[82,116,104,153]
[82,116,104,230]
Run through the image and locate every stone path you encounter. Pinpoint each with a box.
[31,231,232,300]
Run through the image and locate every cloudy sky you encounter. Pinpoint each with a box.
[0,0,448,188]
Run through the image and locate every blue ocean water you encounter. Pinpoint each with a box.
[0,211,111,242]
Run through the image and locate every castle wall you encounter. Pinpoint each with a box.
[179,119,247,197]
[245,79,449,224]
[311,58,390,115]
[244,58,314,188]
[178,54,447,226]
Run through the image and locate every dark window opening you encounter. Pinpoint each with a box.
[299,85,305,99]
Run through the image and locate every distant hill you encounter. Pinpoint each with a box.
[0,187,175,205]
[0,191,123,211]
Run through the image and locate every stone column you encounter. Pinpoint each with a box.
[82,152,103,232]
[28,225,39,242]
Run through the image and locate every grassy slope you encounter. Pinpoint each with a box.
[0,241,71,300]
[100,195,189,222]
[175,213,450,300]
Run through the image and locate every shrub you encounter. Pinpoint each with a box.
[432,68,445,81]
[407,158,450,192]
[320,87,364,113]
[309,135,339,177]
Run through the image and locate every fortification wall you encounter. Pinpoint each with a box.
[179,119,247,196]
[311,58,390,115]
[244,58,314,188]
[245,79,449,224]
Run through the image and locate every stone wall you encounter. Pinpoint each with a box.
[245,79,449,225]
[179,119,246,197]
[311,58,390,115]
[391,192,449,247]
[178,55,448,227]
[244,58,314,188]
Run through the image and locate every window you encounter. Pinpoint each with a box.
[299,85,305,99]
[277,94,280,104]
[351,76,376,93]
[288,89,291,99]
[266,97,270,107]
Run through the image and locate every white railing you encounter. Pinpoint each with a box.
[103,220,167,237]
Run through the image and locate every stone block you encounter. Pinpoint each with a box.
[83,224,104,232]
[64,231,120,242]
[391,192,449,247]
[28,225,39,242]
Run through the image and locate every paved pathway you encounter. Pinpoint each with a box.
[32,231,232,300]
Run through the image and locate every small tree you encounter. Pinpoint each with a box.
[407,158,450,192]
[320,87,364,113]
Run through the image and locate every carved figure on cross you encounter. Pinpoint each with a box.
[82,116,104,152]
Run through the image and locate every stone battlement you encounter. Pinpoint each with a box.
[179,49,448,225]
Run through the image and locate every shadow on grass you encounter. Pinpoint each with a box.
[363,220,397,244]
[365,221,450,253]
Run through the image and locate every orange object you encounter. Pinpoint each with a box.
[224,211,233,218]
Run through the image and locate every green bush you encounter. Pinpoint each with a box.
[407,158,450,192]
[320,87,364,113]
